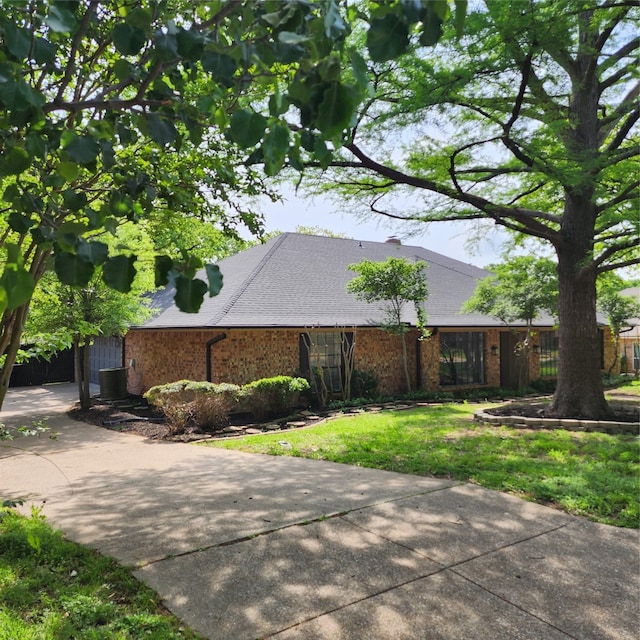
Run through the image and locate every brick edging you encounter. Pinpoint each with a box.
[474,409,639,435]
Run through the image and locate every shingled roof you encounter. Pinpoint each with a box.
[140,233,556,329]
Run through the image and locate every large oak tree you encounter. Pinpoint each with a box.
[294,1,638,418]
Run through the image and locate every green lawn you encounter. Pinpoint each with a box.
[0,507,203,640]
[202,403,639,528]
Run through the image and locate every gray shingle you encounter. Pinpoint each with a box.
[140,233,558,329]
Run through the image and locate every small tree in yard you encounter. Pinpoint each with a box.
[347,258,428,392]
[597,275,640,377]
[463,256,558,388]
[26,271,151,409]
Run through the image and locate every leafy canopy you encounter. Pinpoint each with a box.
[463,256,558,326]
[347,257,429,334]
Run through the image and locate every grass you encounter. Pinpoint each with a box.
[0,506,203,640]
[202,402,640,528]
[606,377,640,397]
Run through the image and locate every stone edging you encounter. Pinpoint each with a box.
[474,409,639,435]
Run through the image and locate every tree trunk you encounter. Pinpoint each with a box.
[0,305,30,410]
[74,339,83,407]
[81,341,91,409]
[549,199,610,418]
[401,332,411,392]
[549,11,610,420]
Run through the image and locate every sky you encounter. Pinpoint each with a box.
[254,186,509,269]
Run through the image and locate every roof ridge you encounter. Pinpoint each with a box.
[414,249,487,280]
[208,233,289,325]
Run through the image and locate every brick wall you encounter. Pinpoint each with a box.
[354,328,417,394]
[484,328,502,387]
[125,325,579,397]
[125,328,300,394]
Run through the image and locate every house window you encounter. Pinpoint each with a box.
[539,331,559,377]
[439,332,485,386]
[300,332,352,392]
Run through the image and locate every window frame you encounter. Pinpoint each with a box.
[439,331,485,386]
[539,330,559,378]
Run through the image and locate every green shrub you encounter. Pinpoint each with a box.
[351,369,378,399]
[241,376,310,420]
[144,381,240,432]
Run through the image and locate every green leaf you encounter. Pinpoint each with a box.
[324,0,347,39]
[54,252,94,287]
[316,82,355,138]
[4,23,31,59]
[350,49,372,94]
[0,80,44,111]
[367,15,409,62]
[227,109,267,149]
[103,255,136,293]
[56,161,79,182]
[113,59,132,81]
[3,184,19,203]
[420,6,444,47]
[77,240,108,266]
[0,147,31,175]
[112,24,147,56]
[125,7,153,30]
[201,50,237,88]
[0,264,34,310]
[155,32,178,60]
[109,191,133,217]
[262,124,290,176]
[146,113,177,146]
[0,287,7,316]
[278,32,310,45]
[62,134,100,164]
[205,264,223,296]
[174,275,208,313]
[176,28,204,60]
[155,255,174,287]
[57,221,87,251]
[45,5,78,33]
[62,188,87,211]
[454,0,468,38]
[33,38,56,65]
[8,212,34,234]
[313,137,332,169]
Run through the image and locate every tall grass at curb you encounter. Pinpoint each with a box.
[202,403,639,528]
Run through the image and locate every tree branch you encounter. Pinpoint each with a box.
[342,142,562,241]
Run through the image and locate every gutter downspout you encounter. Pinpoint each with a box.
[206,333,227,382]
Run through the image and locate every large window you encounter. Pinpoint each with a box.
[539,331,559,377]
[439,332,485,386]
[300,331,352,392]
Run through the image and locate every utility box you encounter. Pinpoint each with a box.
[99,367,128,400]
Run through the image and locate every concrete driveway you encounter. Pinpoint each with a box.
[1,384,638,639]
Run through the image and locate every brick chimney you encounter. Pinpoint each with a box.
[385,236,401,245]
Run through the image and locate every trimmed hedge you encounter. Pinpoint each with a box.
[144,380,240,433]
[241,376,310,420]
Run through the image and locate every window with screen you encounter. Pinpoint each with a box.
[439,332,485,386]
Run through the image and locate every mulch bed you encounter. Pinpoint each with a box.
[67,396,330,442]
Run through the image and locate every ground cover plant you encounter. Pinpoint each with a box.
[202,402,639,528]
[0,507,203,640]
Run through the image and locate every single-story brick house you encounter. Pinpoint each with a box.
[124,233,614,396]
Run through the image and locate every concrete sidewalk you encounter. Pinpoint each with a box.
[1,384,638,639]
